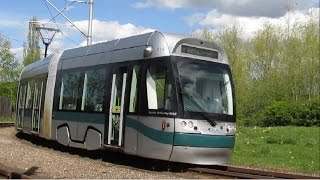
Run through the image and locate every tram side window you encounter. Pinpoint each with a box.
[129,65,140,113]
[18,84,26,109]
[33,80,43,110]
[81,68,106,112]
[146,62,173,110]
[59,72,81,111]
[25,81,34,109]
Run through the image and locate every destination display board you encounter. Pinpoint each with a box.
[181,45,219,59]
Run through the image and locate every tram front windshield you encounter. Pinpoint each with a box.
[174,57,234,116]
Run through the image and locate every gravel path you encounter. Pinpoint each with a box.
[0,127,183,179]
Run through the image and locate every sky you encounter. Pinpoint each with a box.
[0,0,319,61]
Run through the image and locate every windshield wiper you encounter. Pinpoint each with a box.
[181,90,217,127]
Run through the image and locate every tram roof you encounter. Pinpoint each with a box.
[20,31,228,79]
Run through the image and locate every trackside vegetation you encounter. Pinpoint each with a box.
[0,117,15,122]
[200,9,319,127]
[199,9,319,174]
[231,126,320,174]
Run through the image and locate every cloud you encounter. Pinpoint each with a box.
[72,19,154,45]
[133,0,190,9]
[10,47,24,62]
[133,0,318,18]
[185,13,206,26]
[190,7,319,39]
[8,18,155,60]
[18,19,155,59]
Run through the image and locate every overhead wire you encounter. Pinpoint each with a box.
[42,0,62,51]
[0,32,24,44]
[49,1,76,23]
[42,0,82,48]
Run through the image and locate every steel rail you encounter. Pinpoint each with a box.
[188,165,319,179]
[0,122,15,128]
[0,165,32,179]
[227,165,319,179]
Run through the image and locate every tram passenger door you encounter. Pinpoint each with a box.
[136,60,176,161]
[31,81,43,132]
[107,67,127,147]
[17,84,26,128]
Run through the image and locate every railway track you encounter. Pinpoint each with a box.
[188,165,320,179]
[4,125,319,179]
[0,164,33,179]
[0,122,15,128]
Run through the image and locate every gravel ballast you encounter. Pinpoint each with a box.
[0,127,181,179]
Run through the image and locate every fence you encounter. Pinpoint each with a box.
[0,97,12,117]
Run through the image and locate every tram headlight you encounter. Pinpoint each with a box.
[181,121,187,127]
[226,123,236,134]
[188,121,194,128]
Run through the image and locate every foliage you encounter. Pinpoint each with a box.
[262,101,293,126]
[23,17,41,66]
[261,100,320,127]
[0,117,15,122]
[0,35,21,101]
[231,126,320,174]
[200,10,320,126]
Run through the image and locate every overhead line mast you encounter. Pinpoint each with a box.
[87,0,94,45]
[45,0,94,45]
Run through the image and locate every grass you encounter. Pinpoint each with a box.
[0,116,15,122]
[230,126,320,174]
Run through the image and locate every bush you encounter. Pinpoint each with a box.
[294,100,320,126]
[261,100,320,126]
[262,101,293,126]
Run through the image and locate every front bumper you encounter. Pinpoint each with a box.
[169,146,233,165]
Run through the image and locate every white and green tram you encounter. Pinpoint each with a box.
[16,31,236,165]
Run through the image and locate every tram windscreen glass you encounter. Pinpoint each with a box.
[181,45,219,59]
[176,58,233,115]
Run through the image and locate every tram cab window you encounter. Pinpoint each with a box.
[81,68,106,112]
[146,62,173,111]
[59,72,81,111]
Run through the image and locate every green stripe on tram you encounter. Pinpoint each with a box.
[53,112,235,148]
[126,117,235,148]
[174,133,235,148]
[126,116,174,144]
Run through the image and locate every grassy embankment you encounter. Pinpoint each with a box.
[231,126,320,174]
[0,117,15,122]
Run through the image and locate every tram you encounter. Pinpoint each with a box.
[16,31,236,165]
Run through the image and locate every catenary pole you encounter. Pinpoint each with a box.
[87,0,94,45]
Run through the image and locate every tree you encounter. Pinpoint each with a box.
[0,35,21,100]
[197,11,319,126]
[200,25,252,121]
[23,17,41,66]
